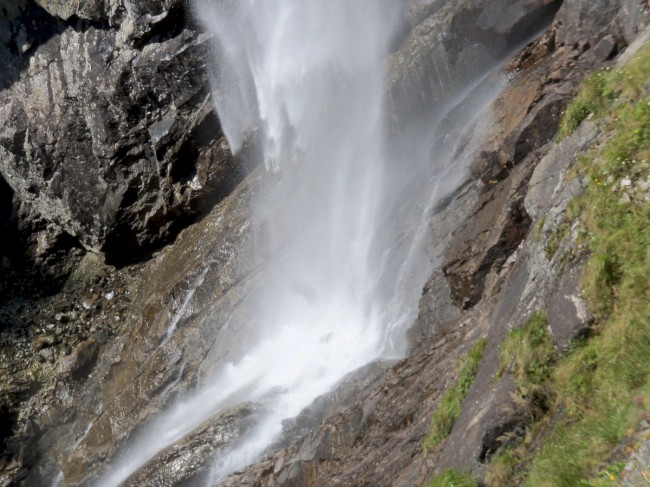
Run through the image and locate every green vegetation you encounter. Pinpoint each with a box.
[423,338,487,453]
[499,311,556,398]
[485,449,522,487]
[485,43,650,487]
[558,72,616,138]
[526,87,650,487]
[578,461,627,487]
[427,469,479,487]
[558,43,650,139]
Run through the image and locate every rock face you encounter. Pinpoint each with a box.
[1,0,650,486]
[121,403,261,487]
[387,0,563,129]
[0,0,254,276]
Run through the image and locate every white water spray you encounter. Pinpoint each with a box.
[94,1,510,485]
[198,2,414,476]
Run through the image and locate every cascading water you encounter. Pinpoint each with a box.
[93,1,511,485]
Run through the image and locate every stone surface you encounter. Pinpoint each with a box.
[0,0,255,277]
[120,404,261,487]
[555,0,650,51]
[387,0,563,131]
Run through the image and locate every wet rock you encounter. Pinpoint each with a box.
[279,361,390,447]
[442,167,533,310]
[52,172,260,487]
[4,2,650,487]
[216,330,468,487]
[387,0,562,130]
[56,338,99,381]
[555,0,649,50]
[511,92,566,163]
[409,268,461,343]
[120,404,261,487]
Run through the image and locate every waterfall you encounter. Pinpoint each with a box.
[93,1,509,485]
[199,0,411,478]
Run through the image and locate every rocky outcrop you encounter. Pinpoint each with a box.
[0,0,254,278]
[387,0,563,130]
[50,171,260,486]
[0,251,143,485]
[201,3,648,486]
[121,403,261,487]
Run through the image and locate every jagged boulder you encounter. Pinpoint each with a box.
[0,0,253,272]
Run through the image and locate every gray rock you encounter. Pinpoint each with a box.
[387,0,562,130]
[0,0,254,271]
[547,261,594,349]
[594,34,618,60]
[555,0,650,53]
[120,404,261,487]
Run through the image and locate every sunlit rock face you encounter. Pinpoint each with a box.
[0,0,252,272]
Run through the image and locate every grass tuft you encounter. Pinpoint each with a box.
[428,469,479,487]
[423,338,487,453]
[558,72,616,139]
[499,311,556,398]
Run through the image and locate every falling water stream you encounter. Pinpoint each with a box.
[93,1,513,485]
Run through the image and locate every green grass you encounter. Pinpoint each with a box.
[558,72,616,138]
[485,449,520,487]
[540,201,582,260]
[558,43,650,140]
[423,338,487,453]
[483,43,650,487]
[544,222,571,259]
[499,311,556,398]
[481,43,650,487]
[428,469,479,487]
[524,95,650,484]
